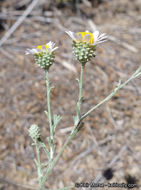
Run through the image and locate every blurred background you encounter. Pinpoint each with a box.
[0,0,141,189]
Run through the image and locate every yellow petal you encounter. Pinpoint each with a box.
[45,45,49,48]
[76,32,94,44]
[37,45,42,50]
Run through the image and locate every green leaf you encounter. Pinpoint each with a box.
[117,79,121,87]
[48,137,52,146]
[34,158,38,166]
[43,147,50,159]
[133,66,141,77]
[114,80,121,92]
[40,142,50,159]
[53,114,62,131]
[31,142,36,146]
[44,110,49,117]
[73,115,79,126]
[76,78,80,84]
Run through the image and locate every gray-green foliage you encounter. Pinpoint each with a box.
[73,41,96,65]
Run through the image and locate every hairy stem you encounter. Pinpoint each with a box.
[77,64,84,119]
[35,142,43,190]
[46,71,53,138]
[46,71,54,161]
[41,132,75,186]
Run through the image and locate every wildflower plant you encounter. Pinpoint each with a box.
[66,30,107,64]
[26,41,58,70]
[26,31,141,190]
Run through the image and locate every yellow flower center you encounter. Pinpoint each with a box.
[37,44,50,50]
[76,32,94,44]
[37,45,42,50]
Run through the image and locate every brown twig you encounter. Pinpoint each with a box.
[0,0,39,48]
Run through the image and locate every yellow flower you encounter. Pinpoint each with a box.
[26,41,58,55]
[75,32,94,44]
[66,30,108,45]
[66,30,108,64]
[37,44,50,50]
[25,41,58,70]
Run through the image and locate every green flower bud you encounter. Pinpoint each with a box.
[66,30,108,65]
[29,124,40,141]
[73,41,96,65]
[25,41,58,71]
[34,52,55,71]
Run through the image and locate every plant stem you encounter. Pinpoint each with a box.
[46,71,53,138]
[42,66,141,184]
[41,130,76,186]
[77,64,84,119]
[46,71,54,160]
[35,142,43,189]
[80,66,141,121]
[41,64,85,187]
[40,66,141,189]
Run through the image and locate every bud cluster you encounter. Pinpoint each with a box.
[34,52,55,71]
[29,124,40,141]
[73,42,96,65]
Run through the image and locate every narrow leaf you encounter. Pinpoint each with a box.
[44,110,49,117]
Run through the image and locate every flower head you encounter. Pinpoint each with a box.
[26,41,58,70]
[29,124,40,142]
[66,30,108,65]
[66,30,108,45]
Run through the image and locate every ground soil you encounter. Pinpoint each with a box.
[0,0,141,189]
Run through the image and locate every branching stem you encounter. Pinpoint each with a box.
[41,66,141,186]
[40,66,141,189]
